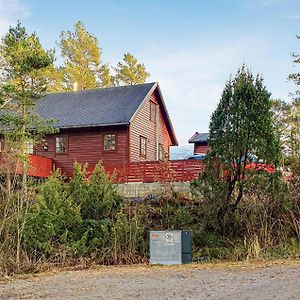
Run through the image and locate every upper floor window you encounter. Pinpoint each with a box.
[56,136,68,154]
[150,101,157,122]
[140,136,147,158]
[104,134,116,151]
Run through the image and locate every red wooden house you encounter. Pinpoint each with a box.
[34,82,178,176]
[188,132,209,154]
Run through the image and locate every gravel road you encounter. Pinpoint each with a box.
[1,262,300,299]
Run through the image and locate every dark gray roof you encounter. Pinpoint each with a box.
[35,82,156,129]
[34,82,178,145]
[188,132,209,143]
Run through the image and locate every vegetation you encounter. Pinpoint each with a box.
[0,22,57,272]
[201,66,280,232]
[56,21,110,91]
[113,53,150,86]
[46,21,149,91]
[191,66,299,259]
[271,99,300,172]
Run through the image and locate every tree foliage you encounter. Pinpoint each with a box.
[113,53,149,86]
[271,99,300,164]
[0,21,56,141]
[209,66,280,167]
[289,34,300,99]
[194,65,281,232]
[0,22,57,271]
[58,21,110,91]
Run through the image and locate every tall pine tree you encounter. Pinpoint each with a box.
[113,53,149,86]
[58,21,110,91]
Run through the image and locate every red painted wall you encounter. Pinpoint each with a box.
[130,90,172,162]
[35,126,129,175]
[194,143,209,154]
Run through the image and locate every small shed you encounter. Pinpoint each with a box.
[188,132,209,155]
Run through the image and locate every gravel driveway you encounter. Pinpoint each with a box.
[1,262,300,299]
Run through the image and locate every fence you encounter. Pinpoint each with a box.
[104,159,204,183]
[0,154,53,178]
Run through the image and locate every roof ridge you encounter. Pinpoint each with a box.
[45,82,157,96]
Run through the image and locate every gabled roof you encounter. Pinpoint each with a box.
[188,132,209,143]
[35,82,178,145]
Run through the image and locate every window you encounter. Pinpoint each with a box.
[150,101,156,122]
[104,134,116,151]
[140,136,147,158]
[56,136,68,154]
[26,140,34,154]
[159,144,164,160]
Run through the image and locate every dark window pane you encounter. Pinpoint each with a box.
[56,136,67,153]
[150,101,156,122]
[104,134,116,151]
[140,136,147,157]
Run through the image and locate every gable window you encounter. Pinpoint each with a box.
[56,136,68,154]
[104,134,116,151]
[140,136,147,158]
[159,144,164,160]
[150,101,157,122]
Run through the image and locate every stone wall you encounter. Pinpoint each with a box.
[115,181,192,199]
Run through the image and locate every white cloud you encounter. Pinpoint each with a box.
[0,0,29,37]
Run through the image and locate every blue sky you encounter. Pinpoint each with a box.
[0,0,299,146]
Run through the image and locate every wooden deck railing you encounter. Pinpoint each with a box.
[0,154,53,178]
[0,155,203,182]
[27,155,53,178]
[104,159,204,183]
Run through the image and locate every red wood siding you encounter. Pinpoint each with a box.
[104,159,204,183]
[35,126,129,176]
[194,143,209,154]
[130,90,172,162]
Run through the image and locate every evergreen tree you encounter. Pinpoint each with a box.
[113,53,149,86]
[209,66,280,167]
[0,21,56,144]
[194,65,281,230]
[0,21,56,269]
[59,21,110,91]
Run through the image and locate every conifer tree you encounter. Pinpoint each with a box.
[113,53,149,86]
[58,21,110,91]
[197,65,281,229]
[0,22,55,269]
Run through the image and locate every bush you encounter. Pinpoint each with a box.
[22,162,145,266]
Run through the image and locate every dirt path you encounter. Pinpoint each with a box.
[1,261,300,299]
